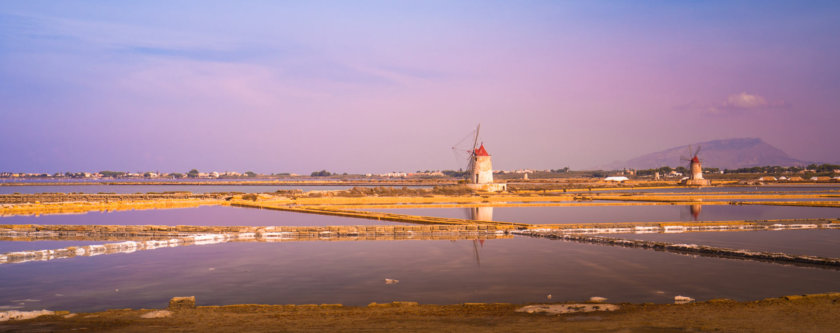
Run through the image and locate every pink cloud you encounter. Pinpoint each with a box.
[707,92,789,114]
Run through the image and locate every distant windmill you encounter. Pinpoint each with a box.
[680,145,711,186]
[451,124,506,191]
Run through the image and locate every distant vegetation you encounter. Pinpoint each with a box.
[310,170,332,177]
[441,169,468,178]
[99,171,126,178]
[634,166,692,176]
[334,186,475,197]
[723,164,839,174]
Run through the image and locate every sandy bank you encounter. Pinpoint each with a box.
[2,293,839,332]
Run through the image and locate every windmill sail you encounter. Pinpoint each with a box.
[452,124,481,182]
[466,124,480,181]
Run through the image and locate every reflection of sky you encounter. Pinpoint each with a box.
[0,185,420,194]
[0,240,102,253]
[0,205,402,226]
[2,2,840,173]
[2,237,839,312]
[372,205,840,224]
[591,186,840,194]
[616,229,840,258]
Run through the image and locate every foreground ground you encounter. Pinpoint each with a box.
[2,293,839,332]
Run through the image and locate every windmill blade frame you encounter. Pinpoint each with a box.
[466,124,480,182]
[450,124,482,182]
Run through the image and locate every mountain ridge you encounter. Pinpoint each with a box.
[601,138,811,170]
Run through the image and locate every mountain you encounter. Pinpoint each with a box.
[602,138,811,170]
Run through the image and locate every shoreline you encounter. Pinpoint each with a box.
[3,293,840,332]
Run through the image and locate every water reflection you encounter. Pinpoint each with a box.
[1,206,405,226]
[374,205,840,224]
[467,206,494,222]
[0,185,432,195]
[617,229,840,258]
[679,204,703,221]
[465,207,494,266]
[3,237,840,312]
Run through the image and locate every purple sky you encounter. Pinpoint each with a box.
[2,1,839,174]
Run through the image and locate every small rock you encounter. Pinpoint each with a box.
[516,304,619,315]
[63,313,77,319]
[169,296,196,310]
[674,295,695,304]
[547,294,552,300]
[589,296,607,303]
[0,310,55,322]
[140,310,172,319]
[385,278,399,285]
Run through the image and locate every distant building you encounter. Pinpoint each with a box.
[413,171,445,177]
[380,172,407,178]
[467,143,506,192]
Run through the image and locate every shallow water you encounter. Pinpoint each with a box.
[368,205,840,224]
[0,205,400,226]
[0,185,430,194]
[1,236,839,312]
[588,185,840,194]
[613,229,840,258]
[0,241,104,253]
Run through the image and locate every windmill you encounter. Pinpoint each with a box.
[450,124,506,191]
[451,124,482,184]
[680,145,710,186]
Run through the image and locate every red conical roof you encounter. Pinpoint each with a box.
[474,144,490,156]
[691,156,700,163]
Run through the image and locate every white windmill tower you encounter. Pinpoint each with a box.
[451,124,506,192]
[680,145,711,186]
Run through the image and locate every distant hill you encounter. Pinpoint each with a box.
[602,138,811,170]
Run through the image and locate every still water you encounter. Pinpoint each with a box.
[2,236,839,312]
[0,241,104,253]
[0,206,398,226]
[0,185,430,194]
[614,229,840,258]
[368,205,840,224]
[588,185,840,194]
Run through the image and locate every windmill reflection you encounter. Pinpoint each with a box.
[465,206,494,266]
[469,206,494,222]
[689,204,702,221]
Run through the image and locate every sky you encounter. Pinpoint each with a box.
[1,1,839,174]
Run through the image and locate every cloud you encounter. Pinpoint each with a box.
[706,92,789,114]
[723,92,767,109]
